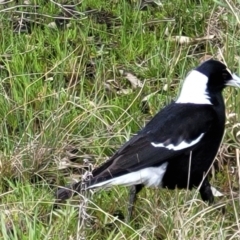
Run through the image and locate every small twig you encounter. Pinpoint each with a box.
[49,0,84,17]
[186,151,192,201]
[0,0,14,5]
[76,161,93,240]
[0,5,38,13]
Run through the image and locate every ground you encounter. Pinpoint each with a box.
[0,0,240,239]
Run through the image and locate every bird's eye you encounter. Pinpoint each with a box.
[222,70,231,80]
[222,72,228,78]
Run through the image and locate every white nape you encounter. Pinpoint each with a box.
[88,162,168,189]
[176,70,212,105]
[151,133,204,151]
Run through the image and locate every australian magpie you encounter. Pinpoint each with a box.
[56,59,240,220]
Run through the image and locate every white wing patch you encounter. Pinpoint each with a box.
[176,70,212,105]
[151,133,204,151]
[88,162,168,189]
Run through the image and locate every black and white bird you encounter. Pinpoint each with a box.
[56,60,240,219]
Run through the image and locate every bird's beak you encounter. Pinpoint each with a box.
[226,73,240,87]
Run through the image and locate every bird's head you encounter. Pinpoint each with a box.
[176,59,240,105]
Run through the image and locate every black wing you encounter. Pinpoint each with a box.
[90,103,215,183]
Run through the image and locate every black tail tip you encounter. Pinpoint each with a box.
[53,186,76,209]
[55,187,74,202]
[54,181,83,207]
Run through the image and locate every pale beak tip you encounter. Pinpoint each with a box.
[230,73,240,88]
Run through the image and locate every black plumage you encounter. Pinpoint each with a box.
[55,60,240,219]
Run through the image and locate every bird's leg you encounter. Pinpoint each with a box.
[199,179,226,214]
[126,184,144,222]
[199,179,214,204]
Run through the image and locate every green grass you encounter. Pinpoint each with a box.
[0,0,240,239]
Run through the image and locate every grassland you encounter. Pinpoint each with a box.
[0,0,240,239]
